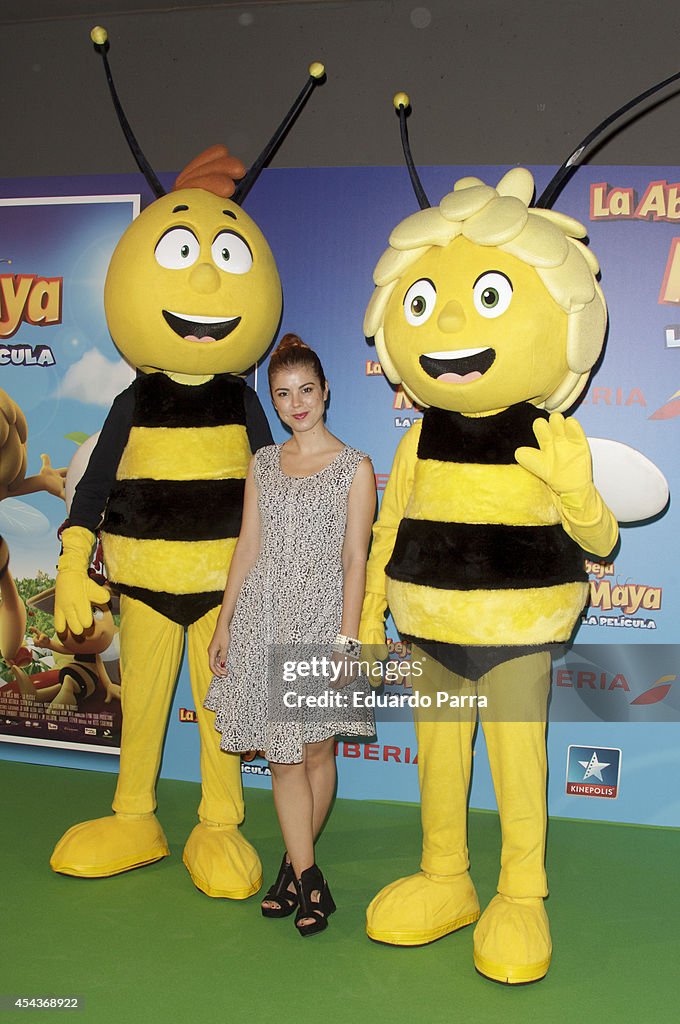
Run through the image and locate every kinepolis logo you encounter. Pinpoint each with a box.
[581,560,662,631]
[566,744,621,799]
[551,645,679,722]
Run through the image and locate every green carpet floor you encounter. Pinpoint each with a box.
[1,760,678,1022]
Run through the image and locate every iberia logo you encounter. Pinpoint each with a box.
[336,741,418,764]
[580,385,646,408]
[554,668,675,707]
[650,387,680,420]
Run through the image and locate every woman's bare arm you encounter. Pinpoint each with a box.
[339,457,377,639]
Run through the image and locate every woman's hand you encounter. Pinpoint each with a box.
[208,624,231,677]
[330,650,361,689]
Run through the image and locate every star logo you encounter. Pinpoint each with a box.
[567,744,621,799]
[578,751,610,781]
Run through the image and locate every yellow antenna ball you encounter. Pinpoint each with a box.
[309,62,325,79]
[393,92,410,110]
[90,26,108,45]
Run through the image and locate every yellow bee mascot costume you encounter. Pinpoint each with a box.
[357,85,677,981]
[50,29,324,898]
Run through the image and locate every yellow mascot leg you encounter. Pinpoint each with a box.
[473,651,552,984]
[50,595,183,877]
[181,606,262,899]
[367,654,480,945]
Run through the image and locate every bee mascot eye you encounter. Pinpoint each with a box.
[472,271,513,318]
[154,228,200,269]
[211,231,253,274]
[403,278,437,325]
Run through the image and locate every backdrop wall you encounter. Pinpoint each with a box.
[1,163,678,827]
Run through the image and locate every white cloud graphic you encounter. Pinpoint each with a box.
[55,349,134,406]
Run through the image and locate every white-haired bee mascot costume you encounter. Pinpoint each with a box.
[360,148,620,980]
[50,29,324,898]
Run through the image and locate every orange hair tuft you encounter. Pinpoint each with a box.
[173,144,246,199]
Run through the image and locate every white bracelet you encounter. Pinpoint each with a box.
[332,633,362,659]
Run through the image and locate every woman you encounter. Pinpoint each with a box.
[205,334,376,936]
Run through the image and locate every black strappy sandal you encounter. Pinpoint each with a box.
[295,864,336,936]
[261,854,298,918]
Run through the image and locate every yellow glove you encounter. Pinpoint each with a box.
[54,526,110,635]
[515,413,592,496]
[359,592,388,649]
[515,413,618,558]
[359,593,388,686]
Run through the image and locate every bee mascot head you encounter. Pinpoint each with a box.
[89,23,323,381]
[105,144,283,378]
[364,165,606,415]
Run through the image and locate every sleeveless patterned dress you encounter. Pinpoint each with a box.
[205,443,375,763]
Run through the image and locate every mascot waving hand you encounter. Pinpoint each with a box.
[360,78,675,983]
[50,28,324,900]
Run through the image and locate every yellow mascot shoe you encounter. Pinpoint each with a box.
[366,871,480,946]
[182,821,262,899]
[473,894,552,984]
[50,814,169,877]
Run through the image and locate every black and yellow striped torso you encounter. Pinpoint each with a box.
[102,373,251,626]
[386,404,589,670]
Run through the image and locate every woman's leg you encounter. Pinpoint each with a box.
[265,760,314,912]
[269,760,314,873]
[304,736,337,840]
[267,737,336,923]
[268,737,337,874]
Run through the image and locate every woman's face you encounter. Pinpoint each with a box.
[270,364,328,433]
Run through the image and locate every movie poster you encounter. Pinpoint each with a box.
[0,195,138,753]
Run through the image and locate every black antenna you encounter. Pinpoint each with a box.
[537,68,680,209]
[233,62,326,205]
[90,26,166,199]
[393,93,430,210]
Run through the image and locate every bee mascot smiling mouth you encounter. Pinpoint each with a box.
[49,29,324,898]
[360,160,619,981]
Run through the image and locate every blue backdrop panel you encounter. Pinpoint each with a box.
[1,166,678,826]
